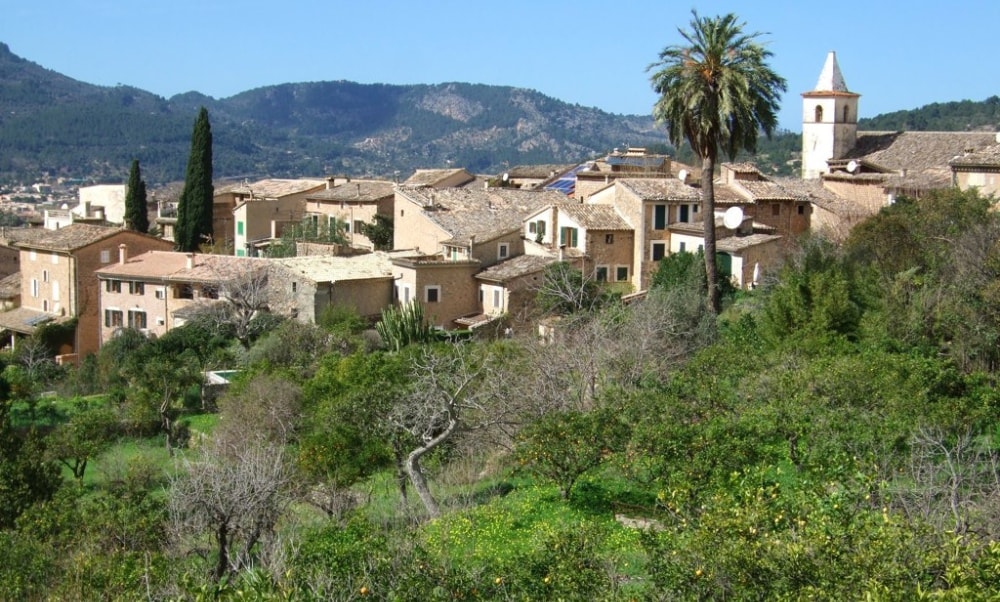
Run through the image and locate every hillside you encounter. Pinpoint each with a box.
[0,43,665,185]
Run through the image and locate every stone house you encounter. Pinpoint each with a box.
[391,254,482,329]
[216,178,327,254]
[949,142,1000,198]
[0,224,173,360]
[94,251,267,344]
[302,180,395,250]
[465,254,559,332]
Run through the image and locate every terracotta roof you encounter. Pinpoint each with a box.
[398,186,562,243]
[95,250,265,283]
[217,178,327,198]
[272,251,408,282]
[13,223,123,252]
[844,131,998,173]
[735,180,796,201]
[950,143,1000,168]
[556,201,632,231]
[305,180,396,203]
[618,178,702,202]
[476,254,558,283]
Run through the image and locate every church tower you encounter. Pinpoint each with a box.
[801,51,860,179]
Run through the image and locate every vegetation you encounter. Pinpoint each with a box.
[175,107,214,252]
[649,10,787,313]
[123,158,149,233]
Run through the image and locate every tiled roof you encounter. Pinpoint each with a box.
[272,251,408,282]
[0,272,19,298]
[736,180,796,201]
[476,254,558,283]
[218,178,327,198]
[305,180,396,203]
[0,306,72,334]
[14,223,122,251]
[556,201,632,231]
[950,143,1000,168]
[770,177,868,217]
[398,186,563,243]
[403,168,474,188]
[95,250,265,282]
[0,226,51,247]
[844,131,998,173]
[507,164,577,179]
[618,178,702,202]
[716,233,783,253]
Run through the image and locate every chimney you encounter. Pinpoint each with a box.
[326,177,335,190]
[186,253,195,270]
[118,243,127,264]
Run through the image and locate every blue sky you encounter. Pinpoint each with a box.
[3,0,998,132]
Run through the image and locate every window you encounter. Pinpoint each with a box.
[595,266,609,282]
[772,203,781,216]
[42,299,48,312]
[99,249,110,263]
[815,105,823,123]
[156,318,165,326]
[403,285,410,303]
[354,220,364,234]
[493,289,501,308]
[654,204,667,229]
[42,270,48,283]
[616,266,629,282]
[236,249,245,257]
[31,278,38,297]
[498,242,509,259]
[106,279,122,293]
[479,288,484,303]
[237,221,244,236]
[528,222,537,234]
[559,227,578,248]
[155,288,166,300]
[605,233,614,244]
[797,204,806,215]
[104,309,123,328]
[400,209,405,217]
[425,285,441,303]
[536,221,546,236]
[176,285,194,300]
[129,281,144,295]
[128,310,147,329]
[201,285,219,299]
[679,205,689,223]
[292,282,298,293]
[679,241,687,253]
[843,105,849,122]
[652,242,666,261]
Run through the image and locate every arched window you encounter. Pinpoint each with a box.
[814,105,823,122]
[843,105,850,122]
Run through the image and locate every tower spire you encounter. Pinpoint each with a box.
[814,51,849,93]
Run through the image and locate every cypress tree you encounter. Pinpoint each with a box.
[124,159,149,233]
[176,107,214,252]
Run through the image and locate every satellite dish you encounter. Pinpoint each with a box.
[846,160,859,173]
[502,172,509,182]
[723,206,744,230]
[60,203,69,210]
[677,169,689,183]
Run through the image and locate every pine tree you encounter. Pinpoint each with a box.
[176,107,214,252]
[123,159,149,233]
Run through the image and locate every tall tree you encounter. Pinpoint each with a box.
[175,107,214,252]
[648,11,786,313]
[123,159,149,233]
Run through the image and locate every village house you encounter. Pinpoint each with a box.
[462,253,560,332]
[94,250,267,344]
[402,168,478,189]
[302,179,395,250]
[223,178,328,256]
[0,224,173,360]
[949,142,1000,197]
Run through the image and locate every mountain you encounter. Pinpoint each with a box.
[0,43,667,186]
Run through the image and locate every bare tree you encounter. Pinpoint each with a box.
[168,438,297,583]
[387,343,529,518]
[188,259,275,349]
[213,374,302,448]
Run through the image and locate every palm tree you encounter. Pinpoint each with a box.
[649,11,786,313]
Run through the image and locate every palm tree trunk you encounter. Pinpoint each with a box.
[701,154,720,313]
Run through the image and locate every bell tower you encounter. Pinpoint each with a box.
[801,51,860,179]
